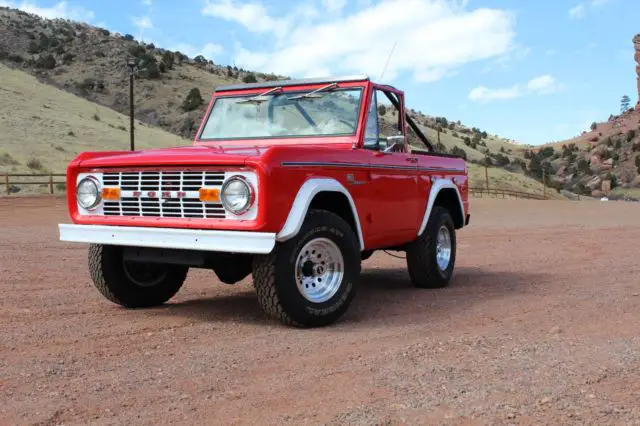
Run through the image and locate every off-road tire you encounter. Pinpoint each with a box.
[88,244,189,308]
[252,209,361,327]
[406,205,456,289]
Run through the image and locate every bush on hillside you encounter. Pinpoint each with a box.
[450,146,467,160]
[35,54,56,69]
[242,73,258,83]
[182,88,204,112]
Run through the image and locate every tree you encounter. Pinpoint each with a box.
[621,95,631,114]
[242,73,258,83]
[182,88,204,112]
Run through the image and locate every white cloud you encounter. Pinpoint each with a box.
[569,0,612,19]
[569,4,586,19]
[141,0,152,5]
[202,0,286,37]
[322,0,347,13]
[132,15,153,30]
[204,0,517,83]
[469,74,562,103]
[0,1,94,21]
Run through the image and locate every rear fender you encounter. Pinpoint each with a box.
[418,178,465,236]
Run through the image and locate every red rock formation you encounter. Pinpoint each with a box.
[635,34,640,107]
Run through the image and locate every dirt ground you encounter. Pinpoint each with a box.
[1,197,640,425]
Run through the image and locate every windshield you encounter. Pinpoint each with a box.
[198,87,363,140]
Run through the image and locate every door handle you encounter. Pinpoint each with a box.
[406,157,418,163]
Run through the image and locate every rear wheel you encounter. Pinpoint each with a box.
[406,205,456,288]
[88,244,188,308]
[252,209,361,327]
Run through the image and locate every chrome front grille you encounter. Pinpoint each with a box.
[103,171,224,191]
[102,171,226,219]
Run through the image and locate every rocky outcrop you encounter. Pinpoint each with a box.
[635,34,640,107]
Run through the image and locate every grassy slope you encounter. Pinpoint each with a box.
[0,64,188,177]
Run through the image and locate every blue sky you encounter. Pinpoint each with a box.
[2,0,639,145]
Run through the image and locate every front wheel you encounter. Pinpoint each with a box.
[252,209,361,327]
[88,244,188,308]
[406,205,457,288]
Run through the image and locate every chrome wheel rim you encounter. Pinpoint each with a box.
[295,237,344,303]
[436,226,452,271]
[123,261,167,287]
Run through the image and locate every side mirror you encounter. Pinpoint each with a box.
[382,135,406,153]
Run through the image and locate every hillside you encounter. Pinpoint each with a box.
[522,107,640,199]
[0,6,558,197]
[0,64,188,192]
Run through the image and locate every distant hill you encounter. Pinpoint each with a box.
[525,107,640,199]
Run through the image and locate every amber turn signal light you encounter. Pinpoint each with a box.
[199,188,220,202]
[101,187,121,201]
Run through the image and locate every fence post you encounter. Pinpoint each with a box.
[49,173,53,195]
[5,173,8,195]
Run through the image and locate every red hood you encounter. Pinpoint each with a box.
[75,145,270,168]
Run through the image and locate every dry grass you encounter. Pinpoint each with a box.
[468,164,565,199]
[0,63,188,177]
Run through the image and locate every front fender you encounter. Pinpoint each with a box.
[275,178,365,250]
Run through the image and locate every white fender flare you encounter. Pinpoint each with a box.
[276,178,365,250]
[417,178,465,236]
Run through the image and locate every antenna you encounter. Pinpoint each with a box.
[379,40,397,82]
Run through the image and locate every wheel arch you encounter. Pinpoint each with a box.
[418,178,465,236]
[276,178,365,250]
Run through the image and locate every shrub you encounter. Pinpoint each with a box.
[62,52,74,64]
[182,88,204,112]
[27,158,43,170]
[67,131,75,137]
[0,153,19,166]
[8,54,24,63]
[627,129,637,142]
[242,73,258,83]
[450,146,467,160]
[377,104,386,116]
[93,113,100,121]
[161,51,175,70]
[591,122,597,131]
[35,54,56,69]
[124,34,134,41]
[615,138,622,149]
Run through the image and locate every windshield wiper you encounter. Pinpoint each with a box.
[237,86,283,104]
[287,82,338,100]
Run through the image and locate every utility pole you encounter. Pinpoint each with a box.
[127,58,136,151]
[484,155,489,190]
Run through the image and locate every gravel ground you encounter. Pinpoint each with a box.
[1,197,639,425]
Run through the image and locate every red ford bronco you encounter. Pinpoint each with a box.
[58,75,470,327]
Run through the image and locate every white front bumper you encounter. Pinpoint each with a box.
[58,224,276,254]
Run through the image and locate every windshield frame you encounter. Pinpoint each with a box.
[195,85,365,143]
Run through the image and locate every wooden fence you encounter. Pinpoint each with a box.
[469,186,548,200]
[4,173,66,195]
[3,174,550,200]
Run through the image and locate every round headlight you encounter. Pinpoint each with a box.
[77,177,101,210]
[221,176,254,215]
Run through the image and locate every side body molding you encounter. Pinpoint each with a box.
[276,178,365,251]
[418,178,466,236]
